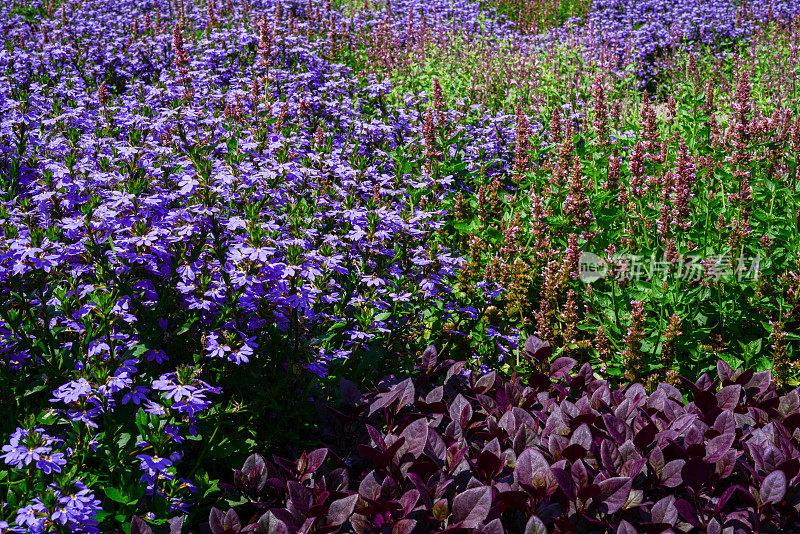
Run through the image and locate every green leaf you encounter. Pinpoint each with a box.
[117,432,131,449]
[104,487,132,504]
[7,488,18,508]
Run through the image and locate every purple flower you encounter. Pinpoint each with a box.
[122,385,150,405]
[172,391,212,416]
[14,504,46,532]
[1,443,50,467]
[51,378,92,403]
[35,452,67,474]
[136,453,174,475]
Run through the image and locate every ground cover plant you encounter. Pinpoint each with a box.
[190,341,800,533]
[1,0,800,531]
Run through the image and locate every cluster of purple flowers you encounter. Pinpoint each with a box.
[1,428,66,474]
[583,0,800,81]
[2,428,99,532]
[14,482,101,534]
[0,0,532,526]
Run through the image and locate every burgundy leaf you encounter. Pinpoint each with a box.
[327,494,358,526]
[616,520,638,534]
[209,508,225,534]
[524,335,552,362]
[681,458,710,489]
[222,509,242,533]
[570,423,592,450]
[524,515,548,534]
[243,454,267,476]
[369,388,401,416]
[306,448,327,474]
[514,448,549,486]
[395,378,416,409]
[257,512,289,534]
[426,386,444,406]
[287,481,313,518]
[717,359,734,382]
[597,477,632,514]
[550,357,577,379]
[358,470,382,501]
[716,384,742,410]
[422,345,438,371]
[401,418,429,459]
[365,424,387,453]
[385,436,406,463]
[651,495,678,526]
[571,459,589,489]
[760,470,787,505]
[340,378,362,405]
[496,490,530,508]
[475,371,497,393]
[399,489,419,516]
[661,459,685,487]
[746,370,772,393]
[669,413,698,435]
[449,394,473,428]
[475,519,504,534]
[452,486,492,528]
[603,414,628,443]
[648,446,664,474]
[168,516,185,534]
[392,520,417,534]
[714,484,747,514]
[552,467,576,500]
[705,432,735,463]
[601,439,623,473]
[674,499,700,527]
[131,516,153,534]
[633,423,657,450]
[477,448,503,478]
[620,458,647,478]
[779,390,800,416]
[357,444,385,468]
[713,410,736,435]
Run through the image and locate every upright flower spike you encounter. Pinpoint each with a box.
[172,24,193,100]
[640,94,659,164]
[206,0,218,30]
[593,75,608,143]
[622,301,646,382]
[595,326,612,361]
[560,289,579,346]
[96,81,109,107]
[512,101,531,178]
[660,314,682,382]
[553,119,574,188]
[671,140,696,230]
[550,106,562,144]
[258,15,272,66]
[628,141,645,197]
[432,77,445,122]
[729,69,755,209]
[605,151,620,192]
[422,110,440,173]
[564,160,594,230]
[770,320,791,386]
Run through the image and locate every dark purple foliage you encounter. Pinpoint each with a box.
[213,341,800,533]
